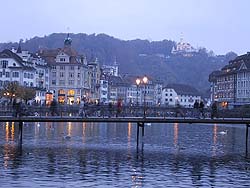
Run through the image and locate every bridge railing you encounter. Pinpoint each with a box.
[1,104,250,118]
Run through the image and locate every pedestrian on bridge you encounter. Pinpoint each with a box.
[199,100,205,118]
[50,99,58,116]
[116,99,122,117]
[211,101,218,119]
[78,98,85,117]
[108,102,113,117]
[193,100,199,118]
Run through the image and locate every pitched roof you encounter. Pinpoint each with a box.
[164,83,200,96]
[39,46,80,64]
[0,49,36,71]
[0,49,24,65]
[108,75,129,87]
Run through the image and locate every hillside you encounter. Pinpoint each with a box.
[0,33,237,92]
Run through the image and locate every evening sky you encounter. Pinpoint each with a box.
[0,0,249,55]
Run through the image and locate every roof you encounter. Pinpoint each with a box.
[0,49,24,65]
[39,47,80,65]
[210,52,250,79]
[108,75,129,87]
[164,83,200,96]
[0,49,36,71]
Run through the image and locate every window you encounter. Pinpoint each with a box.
[6,72,10,78]
[69,80,74,85]
[0,72,2,77]
[12,72,19,78]
[69,72,74,78]
[68,89,75,96]
[70,66,74,70]
[52,72,56,77]
[59,80,65,85]
[60,66,65,70]
[52,80,56,85]
[60,72,64,77]
[1,60,8,68]
[58,89,65,94]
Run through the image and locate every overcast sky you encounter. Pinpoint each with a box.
[1,0,249,55]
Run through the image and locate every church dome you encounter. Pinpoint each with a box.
[64,33,72,46]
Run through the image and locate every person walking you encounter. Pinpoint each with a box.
[199,100,205,118]
[193,100,199,118]
[108,102,113,117]
[78,98,85,117]
[211,101,218,119]
[116,99,122,117]
[50,99,58,116]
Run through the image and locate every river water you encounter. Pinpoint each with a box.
[0,122,249,187]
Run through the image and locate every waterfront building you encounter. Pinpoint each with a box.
[209,52,250,108]
[99,60,119,104]
[162,84,201,108]
[99,78,108,104]
[87,58,101,103]
[0,49,35,88]
[154,80,163,106]
[102,60,119,76]
[15,44,49,104]
[39,34,89,104]
[108,75,126,104]
[0,44,50,104]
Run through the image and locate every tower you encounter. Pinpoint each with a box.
[64,33,72,47]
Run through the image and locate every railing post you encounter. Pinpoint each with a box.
[142,122,145,137]
[246,124,249,155]
[18,121,23,147]
[137,122,140,148]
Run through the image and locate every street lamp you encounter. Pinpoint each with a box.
[142,76,148,118]
[4,92,15,104]
[136,78,141,106]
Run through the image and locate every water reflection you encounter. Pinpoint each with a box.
[0,122,249,187]
[174,123,178,147]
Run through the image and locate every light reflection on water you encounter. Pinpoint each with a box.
[0,122,250,188]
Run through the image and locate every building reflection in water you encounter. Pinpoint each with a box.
[35,122,41,140]
[67,122,72,136]
[82,122,87,143]
[11,122,15,141]
[212,124,218,156]
[5,122,10,142]
[127,122,132,147]
[174,123,179,147]
[3,122,17,169]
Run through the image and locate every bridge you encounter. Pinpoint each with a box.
[0,115,249,156]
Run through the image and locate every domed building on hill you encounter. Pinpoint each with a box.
[171,36,198,56]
